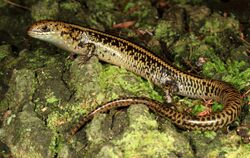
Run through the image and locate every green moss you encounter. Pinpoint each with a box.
[191,104,206,116]
[199,13,239,34]
[6,114,16,125]
[168,11,249,90]
[171,33,216,68]
[123,2,135,12]
[47,110,75,155]
[198,13,240,53]
[203,58,250,90]
[128,105,159,130]
[174,95,224,116]
[113,105,175,158]
[114,129,175,157]
[97,145,123,158]
[60,1,81,12]
[192,101,219,116]
[0,0,6,7]
[107,105,193,158]
[98,65,163,102]
[155,21,179,46]
[225,145,250,158]
[87,0,114,11]
[203,131,217,139]
[0,45,11,61]
[211,101,224,112]
[46,95,59,104]
[1,48,50,70]
[47,102,87,129]
[205,137,250,157]
[170,0,203,5]
[175,96,195,107]
[124,0,157,27]
[85,0,115,28]
[47,112,63,129]
[31,0,59,21]
[82,105,192,157]
[49,133,60,155]
[46,102,88,153]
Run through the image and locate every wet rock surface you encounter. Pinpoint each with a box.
[0,0,249,157]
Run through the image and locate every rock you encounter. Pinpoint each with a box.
[2,111,53,158]
[76,104,194,158]
[0,69,36,113]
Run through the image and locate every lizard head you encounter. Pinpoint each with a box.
[27,20,83,52]
[27,20,62,40]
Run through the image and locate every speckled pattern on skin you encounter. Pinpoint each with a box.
[27,20,243,137]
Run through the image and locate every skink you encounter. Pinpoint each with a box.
[27,20,242,136]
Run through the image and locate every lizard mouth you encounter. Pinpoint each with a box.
[27,25,42,38]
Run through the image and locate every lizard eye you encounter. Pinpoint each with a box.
[41,25,50,32]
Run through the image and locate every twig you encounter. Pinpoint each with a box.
[4,0,30,10]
